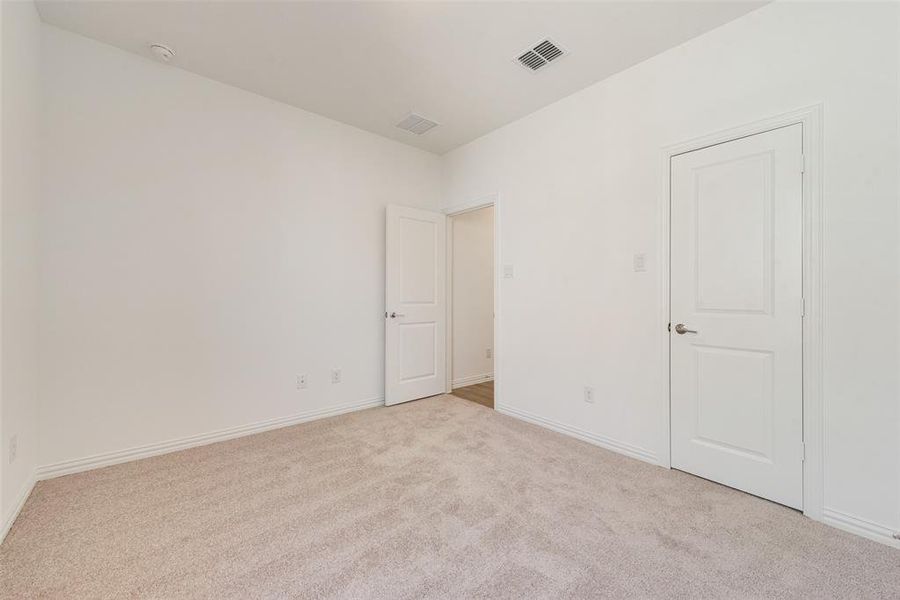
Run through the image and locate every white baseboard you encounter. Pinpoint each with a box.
[1,472,36,544]
[496,402,659,466]
[36,396,385,481]
[452,373,494,388]
[823,508,900,549]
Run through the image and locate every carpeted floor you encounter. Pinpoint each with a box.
[2,395,899,599]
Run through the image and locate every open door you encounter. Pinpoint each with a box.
[385,205,447,406]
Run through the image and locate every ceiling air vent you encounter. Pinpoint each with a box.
[396,113,439,135]
[516,38,566,72]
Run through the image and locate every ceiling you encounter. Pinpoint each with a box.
[37,1,767,155]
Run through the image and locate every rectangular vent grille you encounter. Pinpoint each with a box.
[517,38,565,71]
[396,113,439,135]
[518,50,545,70]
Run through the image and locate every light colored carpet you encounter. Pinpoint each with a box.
[2,395,899,599]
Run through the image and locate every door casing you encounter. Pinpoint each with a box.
[658,105,824,521]
[443,194,501,408]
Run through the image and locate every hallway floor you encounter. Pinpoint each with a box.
[451,380,493,409]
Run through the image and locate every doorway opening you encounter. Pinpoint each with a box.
[384,195,499,408]
[447,204,495,409]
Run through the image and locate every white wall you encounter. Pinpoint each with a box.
[442,1,900,541]
[38,26,441,469]
[451,206,493,385]
[1,0,41,532]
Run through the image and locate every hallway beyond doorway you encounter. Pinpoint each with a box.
[451,381,494,409]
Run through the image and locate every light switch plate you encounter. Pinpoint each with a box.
[633,253,646,272]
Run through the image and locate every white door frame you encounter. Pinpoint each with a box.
[443,193,500,407]
[658,105,824,521]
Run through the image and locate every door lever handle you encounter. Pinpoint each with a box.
[390,312,406,319]
[674,323,697,335]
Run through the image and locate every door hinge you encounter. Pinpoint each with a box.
[800,442,806,462]
[800,154,806,174]
[801,298,806,318]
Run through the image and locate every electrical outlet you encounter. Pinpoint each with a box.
[9,435,17,464]
[583,386,595,404]
[486,348,493,359]
[296,374,308,390]
[503,264,514,279]
[331,369,342,384]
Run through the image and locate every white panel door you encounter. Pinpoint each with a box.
[670,124,803,509]
[385,205,447,406]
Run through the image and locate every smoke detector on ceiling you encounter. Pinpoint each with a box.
[395,113,439,136]
[516,38,566,72]
[149,43,176,63]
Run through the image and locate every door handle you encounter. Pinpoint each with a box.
[390,312,406,319]
[674,323,697,335]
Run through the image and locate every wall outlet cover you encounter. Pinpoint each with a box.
[584,386,595,403]
[331,369,342,384]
